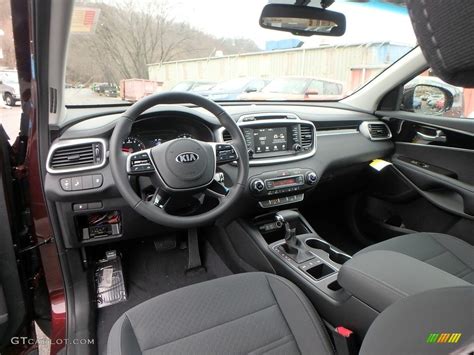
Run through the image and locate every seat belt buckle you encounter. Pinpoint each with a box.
[333,326,358,355]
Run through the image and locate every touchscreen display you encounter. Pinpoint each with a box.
[253,127,288,153]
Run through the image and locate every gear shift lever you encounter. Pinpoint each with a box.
[276,210,314,263]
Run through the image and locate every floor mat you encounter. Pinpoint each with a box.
[96,240,232,354]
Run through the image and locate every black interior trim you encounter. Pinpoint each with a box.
[390,160,474,220]
[377,111,474,135]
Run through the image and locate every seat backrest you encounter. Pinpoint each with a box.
[360,286,474,355]
[407,0,474,87]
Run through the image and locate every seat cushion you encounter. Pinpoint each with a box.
[107,272,334,355]
[356,233,474,283]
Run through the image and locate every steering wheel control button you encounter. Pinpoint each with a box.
[60,178,72,191]
[129,152,155,174]
[92,174,103,188]
[216,144,238,163]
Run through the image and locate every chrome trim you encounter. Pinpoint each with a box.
[359,121,392,141]
[316,129,358,136]
[238,112,300,123]
[416,129,447,143]
[216,118,317,166]
[46,138,107,174]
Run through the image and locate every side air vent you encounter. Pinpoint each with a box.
[300,124,314,149]
[359,121,392,141]
[222,130,232,142]
[47,139,106,174]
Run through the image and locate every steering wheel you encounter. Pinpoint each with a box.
[109,92,249,229]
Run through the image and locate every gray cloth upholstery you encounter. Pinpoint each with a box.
[107,272,334,355]
[360,286,474,355]
[407,0,474,87]
[356,233,474,284]
[338,250,470,312]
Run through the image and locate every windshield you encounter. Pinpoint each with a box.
[263,78,310,94]
[212,78,252,92]
[65,0,416,106]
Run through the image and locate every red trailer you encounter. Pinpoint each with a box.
[120,78,163,102]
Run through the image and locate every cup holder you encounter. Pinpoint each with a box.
[330,251,351,265]
[305,238,351,265]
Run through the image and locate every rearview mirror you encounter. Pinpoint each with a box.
[260,4,346,37]
[402,84,454,115]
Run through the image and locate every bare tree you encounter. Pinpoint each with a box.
[66,0,259,84]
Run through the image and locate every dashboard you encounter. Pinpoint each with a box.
[45,104,394,247]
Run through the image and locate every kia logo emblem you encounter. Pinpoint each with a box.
[175,152,199,164]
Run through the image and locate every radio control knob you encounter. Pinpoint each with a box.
[250,179,265,192]
[306,171,318,185]
[248,149,254,158]
[293,143,302,152]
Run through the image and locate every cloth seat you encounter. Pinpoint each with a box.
[107,272,334,355]
[355,233,474,283]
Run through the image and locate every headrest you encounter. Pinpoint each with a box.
[407,0,474,87]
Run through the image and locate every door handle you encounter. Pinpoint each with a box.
[416,129,446,143]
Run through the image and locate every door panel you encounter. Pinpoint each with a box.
[362,115,474,246]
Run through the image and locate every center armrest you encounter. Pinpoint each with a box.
[337,250,470,312]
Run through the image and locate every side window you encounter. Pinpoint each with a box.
[401,70,474,119]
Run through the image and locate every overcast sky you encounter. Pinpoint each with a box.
[169,0,416,49]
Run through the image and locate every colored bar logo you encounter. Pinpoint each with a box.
[426,333,462,344]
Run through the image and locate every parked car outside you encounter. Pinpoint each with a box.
[239,76,344,101]
[171,80,217,93]
[0,70,20,106]
[200,77,269,101]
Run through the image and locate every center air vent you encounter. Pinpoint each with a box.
[359,122,392,141]
[300,124,314,149]
[47,139,106,174]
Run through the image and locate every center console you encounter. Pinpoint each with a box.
[255,210,351,296]
[225,209,383,339]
